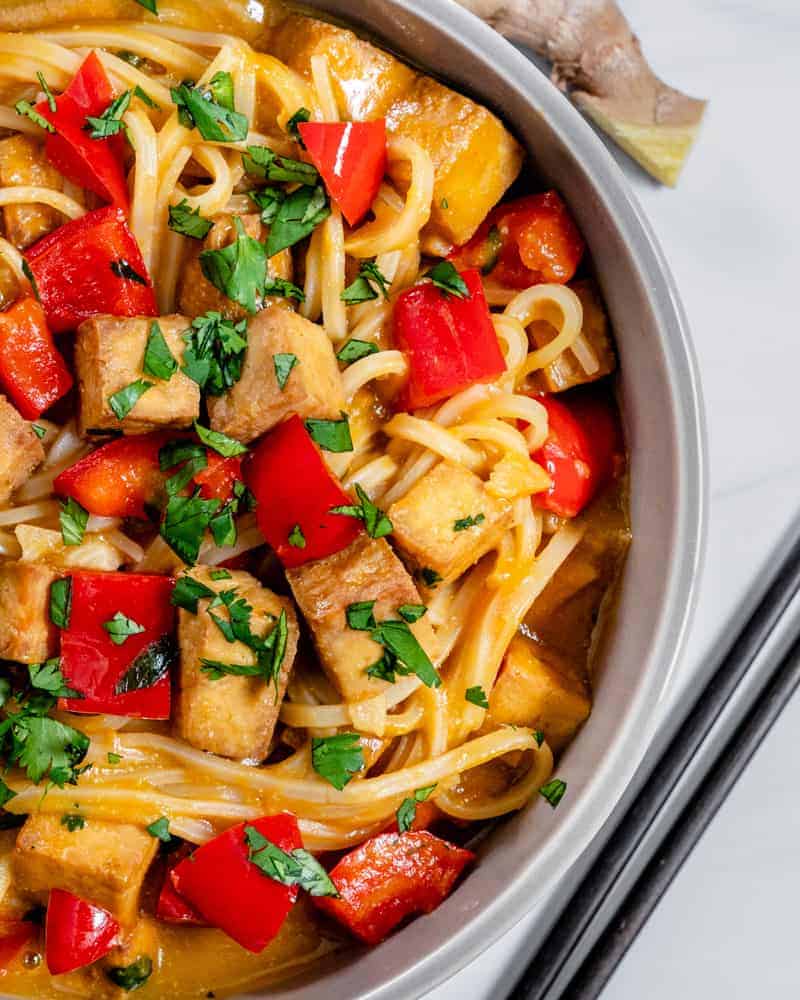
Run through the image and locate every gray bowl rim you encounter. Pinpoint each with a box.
[265,1,708,998]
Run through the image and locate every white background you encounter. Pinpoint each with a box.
[433,0,800,997]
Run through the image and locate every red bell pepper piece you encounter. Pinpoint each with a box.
[156,846,208,926]
[298,120,387,226]
[45,889,119,975]
[25,206,157,333]
[450,192,585,289]
[314,831,474,945]
[0,296,72,419]
[59,571,175,719]
[54,432,172,519]
[170,814,302,953]
[245,415,362,569]
[193,453,243,502]
[393,268,506,410]
[530,391,622,519]
[37,52,129,210]
[0,920,35,970]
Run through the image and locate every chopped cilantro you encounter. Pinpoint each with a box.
[160,492,221,565]
[199,216,267,314]
[114,635,177,694]
[454,513,486,532]
[346,600,376,631]
[108,379,153,420]
[264,277,305,302]
[465,685,489,709]
[286,107,311,143]
[171,79,248,143]
[273,352,299,391]
[168,199,213,240]
[59,497,88,547]
[146,816,171,841]
[193,422,248,458]
[134,0,158,11]
[181,312,248,396]
[31,423,47,440]
[107,752,122,764]
[336,339,378,366]
[248,186,285,225]
[15,100,54,133]
[534,730,545,748]
[367,620,440,688]
[539,778,567,809]
[200,608,288,691]
[49,577,72,629]
[60,813,85,832]
[265,184,330,257]
[398,604,427,623]
[417,567,442,589]
[210,569,232,581]
[244,825,338,897]
[106,955,153,991]
[396,784,436,834]
[171,575,215,612]
[288,524,306,549]
[142,320,178,381]
[341,261,391,304]
[305,414,353,453]
[428,260,469,299]
[330,483,392,538]
[36,72,56,113]
[242,146,319,185]
[311,733,364,791]
[85,90,132,140]
[102,612,146,646]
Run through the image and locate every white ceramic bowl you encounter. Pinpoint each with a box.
[262,1,707,998]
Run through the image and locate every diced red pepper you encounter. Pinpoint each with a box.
[156,846,208,926]
[45,889,119,975]
[530,391,622,519]
[25,206,157,333]
[298,120,387,227]
[170,814,302,953]
[59,571,175,719]
[245,415,362,569]
[0,920,35,970]
[37,52,129,210]
[314,831,474,946]
[450,192,585,289]
[0,296,72,419]
[54,432,172,519]
[193,453,243,502]
[393,268,506,410]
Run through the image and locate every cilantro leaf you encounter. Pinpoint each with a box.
[273,353,299,391]
[210,569,232,580]
[29,659,80,699]
[264,277,305,302]
[114,635,177,694]
[36,72,56,113]
[428,260,469,299]
[171,575,215,612]
[106,956,153,991]
[146,816,171,841]
[454,513,486,532]
[110,259,148,285]
[534,730,545,748]
[181,312,248,396]
[160,492,221,564]
[207,71,234,112]
[171,81,248,142]
[109,379,153,420]
[286,107,311,143]
[330,483,392,538]
[193,422,248,458]
[31,423,47,440]
[539,778,567,809]
[248,186,286,225]
[370,620,440,688]
[0,779,15,807]
[346,601,376,631]
[168,198,213,240]
[102,612,146,646]
[244,824,338,897]
[15,100,54,133]
[85,90,132,140]
[305,414,352,453]
[134,0,158,11]
[242,146,319,185]
[107,752,122,764]
[265,184,330,257]
[61,813,85,832]
[49,578,72,629]
[288,524,306,549]
[311,733,364,790]
[396,784,436,834]
[341,261,390,304]
[199,217,267,315]
[465,685,489,709]
[60,498,88,547]
[15,716,90,784]
[417,567,442,589]
[200,608,288,691]
[209,502,237,547]
[142,321,178,381]
[133,85,159,110]
[337,339,379,366]
[398,604,427,624]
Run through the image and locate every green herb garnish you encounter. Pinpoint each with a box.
[305,414,353,453]
[49,578,72,629]
[142,321,178,381]
[168,199,213,240]
[396,784,436,834]
[265,184,330,257]
[113,635,177,694]
[108,379,153,420]
[181,312,248,397]
[330,483,392,538]
[539,778,567,809]
[244,824,338,897]
[199,216,267,315]
[454,513,486,532]
[273,352,299,391]
[288,524,306,549]
[465,685,489,709]
[171,78,248,143]
[194,422,248,458]
[336,339,378,366]
[242,146,319,185]
[102,612,146,646]
[311,733,364,791]
[59,498,88,547]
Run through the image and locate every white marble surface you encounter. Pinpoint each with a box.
[432,0,800,997]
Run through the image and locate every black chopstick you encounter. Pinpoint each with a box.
[507,513,800,1000]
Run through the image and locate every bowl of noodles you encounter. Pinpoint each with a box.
[0,0,705,997]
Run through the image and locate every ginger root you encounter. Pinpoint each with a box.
[456,0,707,186]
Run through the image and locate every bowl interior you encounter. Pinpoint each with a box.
[263,2,706,998]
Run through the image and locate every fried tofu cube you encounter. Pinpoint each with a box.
[531,280,617,393]
[490,636,591,751]
[206,306,344,443]
[177,213,293,322]
[0,135,64,249]
[0,395,44,505]
[269,15,523,249]
[287,535,435,702]
[0,561,60,663]
[175,567,299,761]
[388,463,512,583]
[74,314,199,435]
[13,814,157,927]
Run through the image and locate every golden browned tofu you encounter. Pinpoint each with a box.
[0,135,63,249]
[207,306,344,443]
[389,463,512,583]
[13,814,157,928]
[0,394,44,505]
[177,213,293,321]
[531,280,617,393]
[490,635,591,751]
[75,314,200,435]
[0,561,60,663]
[269,15,523,248]
[175,567,299,761]
[287,535,434,702]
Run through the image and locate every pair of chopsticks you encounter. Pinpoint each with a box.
[508,514,800,1000]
